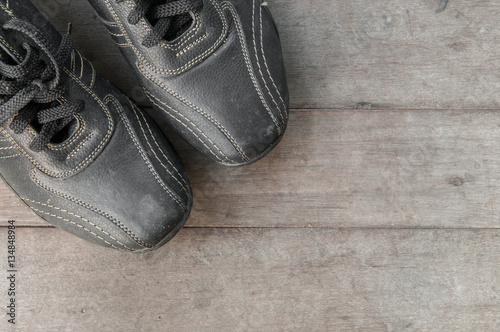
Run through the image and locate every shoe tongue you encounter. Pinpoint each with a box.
[0,25,79,146]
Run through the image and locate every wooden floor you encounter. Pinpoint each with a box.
[2,0,500,330]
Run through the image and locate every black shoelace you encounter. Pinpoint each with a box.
[0,20,84,152]
[117,0,203,47]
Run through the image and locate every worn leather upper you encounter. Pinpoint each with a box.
[0,0,192,252]
[88,0,289,165]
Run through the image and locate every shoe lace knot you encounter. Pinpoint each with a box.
[0,19,84,152]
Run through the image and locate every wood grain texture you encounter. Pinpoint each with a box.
[2,109,500,228]
[1,2,499,331]
[32,0,500,109]
[1,227,499,331]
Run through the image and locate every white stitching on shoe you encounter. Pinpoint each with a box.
[144,89,235,164]
[137,63,248,162]
[29,168,154,248]
[0,3,14,19]
[255,2,287,125]
[101,19,119,27]
[129,101,189,195]
[106,0,227,75]
[78,51,84,79]
[252,0,284,126]
[0,5,150,250]
[221,2,281,135]
[22,197,135,251]
[259,5,287,121]
[66,133,93,160]
[105,95,187,211]
[31,206,127,251]
[0,139,19,158]
[105,0,247,161]
[115,41,132,48]
[107,31,125,37]
[135,105,189,189]
[169,12,205,52]
[89,62,96,88]
[0,153,20,159]
[176,33,207,57]
[0,69,114,178]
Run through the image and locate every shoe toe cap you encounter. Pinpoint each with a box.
[25,102,192,252]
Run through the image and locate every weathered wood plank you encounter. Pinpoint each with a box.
[2,109,500,228]
[187,109,500,228]
[1,227,499,331]
[32,0,500,109]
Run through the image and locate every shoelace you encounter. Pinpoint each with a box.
[117,0,203,47]
[0,19,84,152]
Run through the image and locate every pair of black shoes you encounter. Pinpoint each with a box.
[0,0,288,252]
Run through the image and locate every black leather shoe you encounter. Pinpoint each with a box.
[87,0,289,166]
[0,1,192,252]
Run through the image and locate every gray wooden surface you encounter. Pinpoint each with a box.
[4,109,500,229]
[2,0,500,331]
[2,228,500,332]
